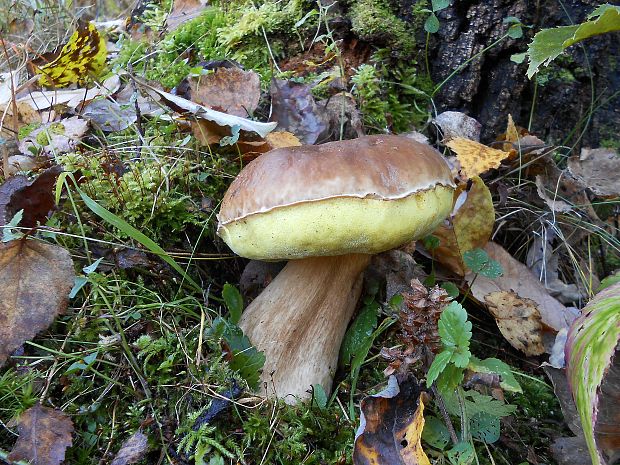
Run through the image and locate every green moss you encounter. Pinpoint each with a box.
[352,61,432,133]
[349,0,415,55]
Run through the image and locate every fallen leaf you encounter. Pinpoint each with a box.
[81,98,137,132]
[32,21,107,88]
[567,147,620,198]
[7,404,73,465]
[434,111,482,142]
[235,131,303,160]
[431,177,494,275]
[316,92,365,140]
[504,114,519,145]
[138,79,276,138]
[110,431,148,465]
[466,242,576,332]
[535,174,574,212]
[566,282,620,465]
[525,235,583,303]
[0,164,62,229]
[0,239,75,366]
[16,74,121,111]
[353,376,430,465]
[5,155,47,175]
[446,137,510,179]
[18,116,89,155]
[484,291,545,356]
[551,436,592,465]
[189,67,260,117]
[166,0,209,32]
[269,78,328,144]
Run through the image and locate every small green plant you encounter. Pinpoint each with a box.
[424,300,521,464]
[422,0,451,34]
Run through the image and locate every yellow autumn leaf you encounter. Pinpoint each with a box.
[431,177,495,275]
[34,21,107,88]
[446,137,510,179]
[505,114,519,144]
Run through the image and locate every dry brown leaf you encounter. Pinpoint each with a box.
[466,242,576,332]
[567,147,620,198]
[7,403,74,465]
[446,137,510,179]
[485,291,545,356]
[0,239,75,366]
[431,176,494,275]
[353,376,430,465]
[166,0,208,32]
[0,165,62,229]
[505,114,519,145]
[189,67,260,117]
[110,431,148,465]
[535,174,574,213]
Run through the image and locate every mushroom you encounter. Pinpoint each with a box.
[217,135,455,401]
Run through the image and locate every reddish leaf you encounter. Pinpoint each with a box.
[0,164,62,229]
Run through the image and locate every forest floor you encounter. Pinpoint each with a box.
[0,1,619,465]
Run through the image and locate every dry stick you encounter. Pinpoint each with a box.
[432,384,459,445]
[127,64,144,160]
[0,34,18,176]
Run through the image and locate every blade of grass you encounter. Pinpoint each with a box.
[61,173,202,292]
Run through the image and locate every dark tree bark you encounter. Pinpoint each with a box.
[428,0,620,146]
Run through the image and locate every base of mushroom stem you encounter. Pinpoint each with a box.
[238,253,371,403]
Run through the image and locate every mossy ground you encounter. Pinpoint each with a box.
[0,1,593,464]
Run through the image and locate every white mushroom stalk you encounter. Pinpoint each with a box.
[217,135,456,402]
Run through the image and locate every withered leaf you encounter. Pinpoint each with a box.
[446,137,510,179]
[484,291,545,356]
[110,431,148,465]
[434,111,481,142]
[466,242,576,332]
[353,376,430,465]
[567,147,620,198]
[18,116,89,156]
[0,164,62,229]
[189,67,260,117]
[7,403,74,465]
[0,239,75,366]
[269,78,328,145]
[431,177,494,275]
[166,0,208,32]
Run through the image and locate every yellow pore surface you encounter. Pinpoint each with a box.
[218,185,454,260]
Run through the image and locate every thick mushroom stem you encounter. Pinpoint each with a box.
[238,253,371,402]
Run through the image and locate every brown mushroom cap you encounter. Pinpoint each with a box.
[217,135,455,260]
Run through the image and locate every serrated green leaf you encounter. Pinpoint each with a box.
[470,411,500,444]
[422,416,451,450]
[526,5,620,78]
[427,350,453,387]
[451,347,471,368]
[468,357,522,393]
[437,363,465,394]
[463,390,516,418]
[438,302,472,352]
[463,248,503,278]
[425,13,440,33]
[446,441,475,465]
[339,301,379,368]
[222,283,243,325]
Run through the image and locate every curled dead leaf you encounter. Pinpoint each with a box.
[466,242,577,333]
[353,376,430,465]
[484,291,545,356]
[567,147,620,198]
[0,239,75,366]
[7,403,74,465]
